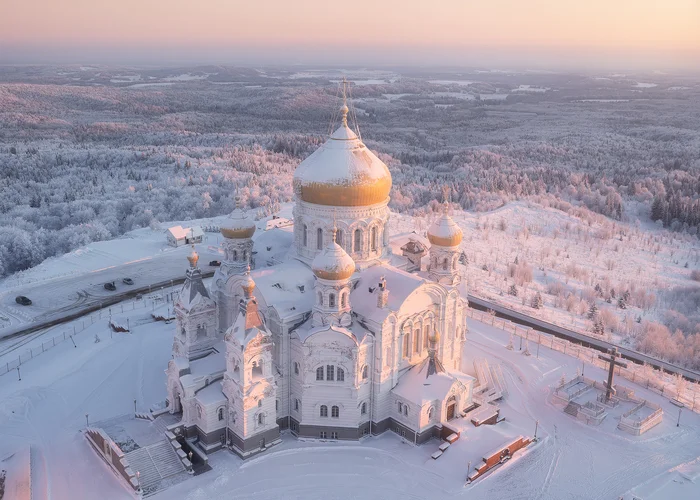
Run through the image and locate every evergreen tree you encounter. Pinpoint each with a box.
[592,317,605,335]
[617,296,627,309]
[610,288,616,299]
[531,292,544,309]
[588,302,599,320]
[594,283,603,296]
[508,284,518,297]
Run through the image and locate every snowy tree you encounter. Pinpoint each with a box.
[588,302,599,320]
[508,284,518,297]
[531,292,544,309]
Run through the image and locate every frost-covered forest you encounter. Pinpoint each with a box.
[1,65,699,367]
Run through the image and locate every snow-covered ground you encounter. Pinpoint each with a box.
[1,296,697,499]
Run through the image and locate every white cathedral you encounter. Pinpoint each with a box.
[165,95,475,458]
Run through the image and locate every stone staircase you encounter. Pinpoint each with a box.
[125,440,185,492]
[564,402,580,417]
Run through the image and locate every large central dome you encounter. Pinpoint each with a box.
[293,105,392,207]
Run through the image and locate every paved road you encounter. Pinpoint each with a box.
[467,295,700,383]
[0,248,219,342]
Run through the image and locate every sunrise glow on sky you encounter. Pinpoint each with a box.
[2,0,699,69]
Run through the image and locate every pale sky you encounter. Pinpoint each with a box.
[2,0,699,69]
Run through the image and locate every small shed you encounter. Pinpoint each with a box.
[167,226,204,247]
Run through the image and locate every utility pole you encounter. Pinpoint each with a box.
[17,366,21,381]
[534,420,539,440]
[134,399,137,414]
[677,408,682,427]
[85,413,89,427]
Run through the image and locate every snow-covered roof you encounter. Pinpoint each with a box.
[252,259,315,320]
[177,267,215,313]
[253,227,294,265]
[389,232,431,255]
[351,263,426,324]
[190,226,204,238]
[167,225,188,239]
[392,359,466,405]
[292,105,392,207]
[195,380,226,406]
[295,322,369,344]
[185,348,225,384]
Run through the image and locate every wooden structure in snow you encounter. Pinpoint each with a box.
[467,436,532,483]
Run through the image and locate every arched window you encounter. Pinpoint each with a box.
[294,362,299,375]
[402,334,409,358]
[354,229,362,252]
[316,366,324,381]
[318,291,323,305]
[362,365,369,380]
[258,399,263,408]
[428,406,434,419]
[337,368,344,382]
[404,405,408,416]
[361,402,367,415]
[397,402,403,413]
[336,229,343,246]
[303,225,308,247]
[196,324,206,339]
[326,365,334,381]
[331,405,339,418]
[243,250,247,261]
[413,328,420,354]
[340,292,347,308]
[371,226,377,251]
[233,250,238,261]
[443,257,448,270]
[317,227,323,250]
[424,325,430,350]
[218,408,224,421]
[257,413,264,425]
[320,405,328,417]
[294,399,300,412]
[329,293,336,307]
[252,360,263,378]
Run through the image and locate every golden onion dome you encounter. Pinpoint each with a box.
[428,204,463,247]
[292,104,392,207]
[220,195,256,239]
[242,266,256,297]
[312,233,356,281]
[187,245,199,268]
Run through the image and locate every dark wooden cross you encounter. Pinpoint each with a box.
[598,347,628,402]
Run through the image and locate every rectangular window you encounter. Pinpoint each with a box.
[326,365,334,381]
[316,367,324,380]
[331,431,338,439]
[320,431,327,439]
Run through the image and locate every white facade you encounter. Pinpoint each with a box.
[165,97,474,456]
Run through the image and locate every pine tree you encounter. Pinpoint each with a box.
[617,296,627,309]
[508,284,518,297]
[592,317,605,335]
[610,288,616,299]
[588,302,599,320]
[594,283,603,296]
[531,292,544,309]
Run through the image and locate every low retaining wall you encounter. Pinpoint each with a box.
[84,428,139,494]
[468,436,532,482]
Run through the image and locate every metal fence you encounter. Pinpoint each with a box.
[467,308,700,413]
[1,291,179,378]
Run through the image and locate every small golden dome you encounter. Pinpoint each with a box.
[242,268,255,297]
[187,246,199,268]
[292,104,392,207]
[312,238,356,281]
[221,195,256,239]
[428,205,463,247]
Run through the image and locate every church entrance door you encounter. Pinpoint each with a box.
[446,402,455,420]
